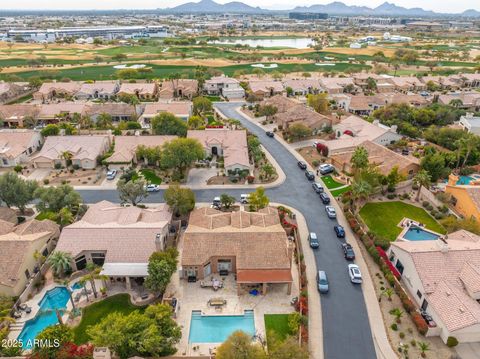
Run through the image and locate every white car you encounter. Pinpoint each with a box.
[240,194,250,204]
[106,169,117,180]
[312,141,320,148]
[319,163,334,175]
[145,184,160,192]
[348,264,362,284]
[325,206,336,219]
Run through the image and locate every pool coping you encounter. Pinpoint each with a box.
[396,217,443,242]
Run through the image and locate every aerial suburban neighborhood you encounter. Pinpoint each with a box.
[1,1,480,359]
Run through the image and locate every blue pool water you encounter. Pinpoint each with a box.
[403,226,440,241]
[188,310,255,343]
[17,286,70,349]
[444,175,475,185]
[71,282,84,290]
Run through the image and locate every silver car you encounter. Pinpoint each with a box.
[325,206,336,219]
[317,271,329,293]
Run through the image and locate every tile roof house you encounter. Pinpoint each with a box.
[0,82,31,105]
[260,95,301,113]
[85,103,138,123]
[420,76,461,90]
[330,140,419,178]
[459,113,480,136]
[181,206,293,294]
[386,76,427,93]
[0,129,43,167]
[0,104,41,128]
[319,77,356,94]
[32,135,111,169]
[389,230,480,343]
[0,216,59,296]
[158,79,198,100]
[448,74,480,89]
[445,174,480,222]
[204,76,245,99]
[320,115,402,154]
[37,102,89,123]
[275,104,333,133]
[438,92,480,111]
[75,81,120,100]
[118,82,158,100]
[187,129,250,173]
[248,80,284,99]
[33,82,82,102]
[282,79,323,96]
[106,135,176,167]
[139,101,192,128]
[55,200,172,281]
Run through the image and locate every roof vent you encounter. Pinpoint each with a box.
[446,291,451,296]
[459,307,465,313]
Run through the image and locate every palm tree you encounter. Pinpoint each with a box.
[413,170,431,201]
[47,251,73,277]
[350,147,369,176]
[418,342,430,358]
[458,134,480,168]
[96,112,112,129]
[61,280,76,311]
[81,263,108,299]
[60,151,73,168]
[389,308,404,323]
[78,115,93,132]
[351,180,373,207]
[0,308,14,325]
[168,73,181,98]
[382,288,394,301]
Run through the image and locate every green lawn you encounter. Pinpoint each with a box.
[140,168,162,185]
[73,294,145,344]
[359,201,446,241]
[264,314,292,345]
[35,211,57,221]
[320,175,345,189]
[330,185,351,197]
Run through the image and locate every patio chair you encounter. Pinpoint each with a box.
[18,303,28,311]
[25,306,32,314]
[208,298,227,307]
[12,311,22,319]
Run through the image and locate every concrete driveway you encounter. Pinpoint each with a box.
[27,168,51,181]
[186,167,218,187]
[456,343,480,359]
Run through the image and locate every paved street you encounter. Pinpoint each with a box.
[78,102,377,359]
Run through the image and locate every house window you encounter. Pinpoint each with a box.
[42,248,49,257]
[395,259,404,275]
[417,290,422,299]
[217,259,232,273]
[91,252,106,266]
[25,269,30,279]
[75,255,87,270]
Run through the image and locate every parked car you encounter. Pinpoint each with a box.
[212,196,221,208]
[334,225,345,238]
[240,194,250,204]
[317,271,329,293]
[325,206,336,219]
[145,184,160,192]
[312,141,320,148]
[348,264,362,284]
[305,171,315,181]
[106,169,117,180]
[266,131,274,138]
[319,192,330,204]
[297,161,307,170]
[319,164,334,175]
[309,232,319,249]
[312,182,324,193]
[341,243,355,260]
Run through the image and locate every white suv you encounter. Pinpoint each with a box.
[348,264,362,284]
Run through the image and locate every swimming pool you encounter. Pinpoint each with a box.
[403,226,440,241]
[188,310,255,343]
[71,282,84,290]
[17,286,70,349]
[444,175,480,185]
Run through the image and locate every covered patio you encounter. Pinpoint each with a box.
[236,269,293,295]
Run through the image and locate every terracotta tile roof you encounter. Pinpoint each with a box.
[206,76,239,85]
[0,104,40,121]
[187,129,250,169]
[275,104,332,130]
[56,201,172,264]
[182,207,291,272]
[159,79,198,98]
[32,135,110,162]
[438,93,480,107]
[38,103,88,118]
[0,207,17,224]
[282,79,322,92]
[0,129,40,159]
[107,135,176,163]
[142,102,192,117]
[85,103,136,117]
[391,230,480,332]
[237,269,292,283]
[260,95,300,113]
[35,82,82,96]
[77,81,118,96]
[0,219,59,288]
[119,82,157,95]
[249,80,284,94]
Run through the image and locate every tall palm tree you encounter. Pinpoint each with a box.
[61,280,76,311]
[168,73,181,98]
[47,251,73,277]
[78,115,93,132]
[96,112,113,129]
[351,179,373,205]
[81,263,108,299]
[413,170,431,201]
[60,151,73,167]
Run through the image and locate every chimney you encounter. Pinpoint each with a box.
[437,238,449,253]
[155,233,163,251]
[447,174,459,187]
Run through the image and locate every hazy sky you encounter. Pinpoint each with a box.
[4,0,479,13]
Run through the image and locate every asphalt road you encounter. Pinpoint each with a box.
[78,102,377,359]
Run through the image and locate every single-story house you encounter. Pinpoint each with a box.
[437,93,480,111]
[32,135,111,169]
[260,95,301,114]
[282,79,323,96]
[330,140,420,178]
[37,102,89,123]
[319,77,356,94]
[158,79,198,100]
[448,74,480,89]
[0,104,40,128]
[33,82,82,102]
[204,76,245,99]
[85,103,138,123]
[386,77,427,93]
[388,230,480,344]
[0,129,43,167]
[75,81,120,100]
[249,80,284,99]
[420,76,461,90]
[106,135,176,168]
[459,113,480,136]
[342,95,386,116]
[187,129,250,173]
[0,82,31,105]
[139,102,192,129]
[181,206,293,295]
[55,200,172,290]
[275,104,333,133]
[118,82,158,100]
[0,213,60,297]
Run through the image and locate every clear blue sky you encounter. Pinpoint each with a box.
[4,0,479,13]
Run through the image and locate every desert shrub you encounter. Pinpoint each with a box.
[390,323,398,331]
[446,336,458,347]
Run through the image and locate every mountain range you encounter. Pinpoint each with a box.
[160,0,480,17]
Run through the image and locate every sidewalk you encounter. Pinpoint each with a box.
[236,107,398,359]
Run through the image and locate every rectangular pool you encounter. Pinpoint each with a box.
[188,310,255,343]
[403,226,440,241]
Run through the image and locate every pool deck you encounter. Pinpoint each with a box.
[396,217,442,242]
[167,235,300,356]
